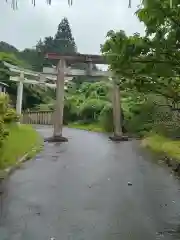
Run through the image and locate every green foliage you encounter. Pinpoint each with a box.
[0,94,8,114]
[101,0,180,105]
[0,94,10,148]
[124,98,156,135]
[79,81,109,99]
[0,93,42,169]
[0,41,18,54]
[33,103,54,111]
[0,94,18,134]
[0,51,31,69]
[18,18,77,71]
[63,96,79,124]
[100,0,180,137]
[58,81,125,133]
[99,103,113,132]
[4,108,19,123]
[54,18,76,54]
[78,98,107,123]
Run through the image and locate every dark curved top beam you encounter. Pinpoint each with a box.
[45,53,107,64]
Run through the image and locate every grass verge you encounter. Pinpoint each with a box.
[142,134,180,162]
[68,122,104,133]
[0,124,43,170]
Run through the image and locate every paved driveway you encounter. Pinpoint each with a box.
[0,126,180,240]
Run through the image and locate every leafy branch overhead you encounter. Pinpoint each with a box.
[101,0,180,104]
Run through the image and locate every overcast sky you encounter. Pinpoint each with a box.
[0,0,144,54]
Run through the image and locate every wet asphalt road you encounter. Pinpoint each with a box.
[1,126,180,240]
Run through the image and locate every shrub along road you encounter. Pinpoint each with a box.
[0,126,180,240]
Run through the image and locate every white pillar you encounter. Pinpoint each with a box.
[53,59,67,141]
[16,72,24,117]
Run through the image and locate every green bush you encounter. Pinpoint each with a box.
[99,103,126,132]
[0,94,19,148]
[63,98,79,124]
[99,103,113,132]
[151,105,180,138]
[121,96,180,137]
[124,99,156,135]
[0,119,7,148]
[0,94,8,114]
[4,108,19,123]
[78,99,107,123]
[33,103,54,111]
[0,94,9,148]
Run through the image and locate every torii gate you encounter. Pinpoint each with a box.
[43,53,128,142]
[3,62,72,120]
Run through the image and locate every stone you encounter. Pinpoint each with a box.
[128,182,132,186]
[44,135,68,143]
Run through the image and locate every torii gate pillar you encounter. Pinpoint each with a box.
[53,59,68,142]
[109,78,128,141]
[45,58,68,142]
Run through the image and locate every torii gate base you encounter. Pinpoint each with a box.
[109,135,128,141]
[45,135,68,143]
[44,53,128,143]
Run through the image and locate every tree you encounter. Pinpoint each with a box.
[1,18,77,71]
[43,37,54,53]
[101,0,180,106]
[54,17,76,54]
[0,41,18,54]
